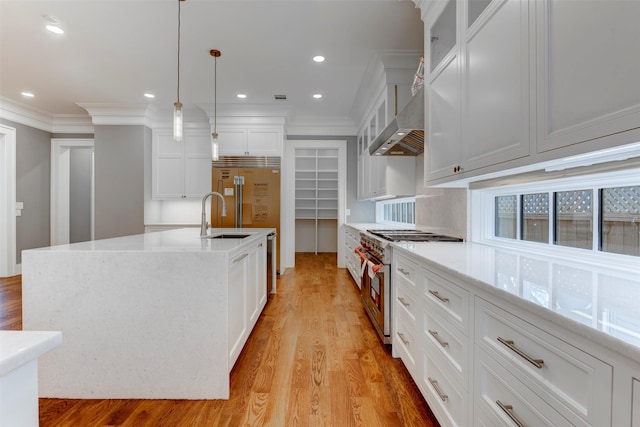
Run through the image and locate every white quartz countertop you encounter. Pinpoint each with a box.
[0,331,62,376]
[392,241,640,362]
[24,228,275,253]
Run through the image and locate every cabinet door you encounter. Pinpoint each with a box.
[217,129,247,156]
[536,0,640,153]
[247,129,281,156]
[462,0,531,171]
[426,54,461,182]
[228,251,248,367]
[153,132,185,199]
[184,132,212,198]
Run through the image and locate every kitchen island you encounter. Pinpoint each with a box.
[21,228,273,399]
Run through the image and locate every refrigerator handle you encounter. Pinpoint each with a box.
[234,176,244,228]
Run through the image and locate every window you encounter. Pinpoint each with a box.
[522,193,549,243]
[475,168,640,260]
[376,197,415,227]
[601,186,640,256]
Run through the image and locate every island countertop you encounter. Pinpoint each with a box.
[21,227,273,399]
[26,228,275,253]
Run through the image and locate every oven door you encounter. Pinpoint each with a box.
[361,253,390,344]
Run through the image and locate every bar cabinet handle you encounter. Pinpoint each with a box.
[396,332,410,346]
[428,377,448,402]
[397,297,410,308]
[497,337,544,369]
[233,253,248,263]
[428,329,449,348]
[496,400,526,427]
[398,267,410,276]
[428,290,449,303]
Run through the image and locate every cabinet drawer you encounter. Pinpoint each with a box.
[394,308,418,377]
[475,349,575,427]
[423,307,468,383]
[420,349,467,427]
[423,269,469,334]
[394,256,419,292]
[475,297,612,427]
[395,275,418,322]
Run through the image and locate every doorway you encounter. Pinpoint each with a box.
[51,139,95,245]
[0,124,17,277]
[284,140,346,269]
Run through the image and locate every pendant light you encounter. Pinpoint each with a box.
[210,49,221,160]
[173,0,186,142]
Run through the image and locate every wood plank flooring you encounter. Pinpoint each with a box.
[0,252,439,427]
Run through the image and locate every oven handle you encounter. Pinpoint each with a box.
[354,246,384,273]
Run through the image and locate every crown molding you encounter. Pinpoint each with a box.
[286,117,357,136]
[0,96,55,132]
[76,103,154,128]
[51,115,94,134]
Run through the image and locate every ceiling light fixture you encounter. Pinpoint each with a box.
[237,93,247,99]
[21,91,35,98]
[313,93,322,99]
[210,49,221,161]
[46,24,64,34]
[144,93,155,99]
[173,0,186,142]
[313,55,325,63]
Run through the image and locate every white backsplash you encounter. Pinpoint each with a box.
[414,153,468,239]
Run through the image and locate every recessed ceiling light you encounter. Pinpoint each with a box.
[397,132,406,136]
[313,55,325,63]
[21,91,35,98]
[144,93,155,99]
[381,147,388,150]
[313,93,322,99]
[45,24,64,34]
[237,93,247,99]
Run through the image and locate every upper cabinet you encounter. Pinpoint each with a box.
[356,61,419,201]
[423,0,640,186]
[152,128,212,200]
[535,0,640,153]
[426,0,531,183]
[216,126,283,157]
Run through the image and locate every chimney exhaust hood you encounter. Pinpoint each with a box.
[369,88,424,156]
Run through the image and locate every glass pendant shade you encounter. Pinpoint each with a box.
[173,102,183,142]
[211,132,219,161]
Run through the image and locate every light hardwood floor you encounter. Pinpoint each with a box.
[0,252,439,426]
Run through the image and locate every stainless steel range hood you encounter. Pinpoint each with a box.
[369,88,424,156]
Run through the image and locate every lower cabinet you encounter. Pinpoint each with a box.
[228,238,267,368]
[391,248,634,427]
[344,226,361,286]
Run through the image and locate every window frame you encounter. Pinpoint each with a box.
[376,196,416,228]
[470,168,639,270]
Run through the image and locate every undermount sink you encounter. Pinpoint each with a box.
[207,234,252,239]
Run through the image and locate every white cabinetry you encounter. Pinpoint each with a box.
[535,0,640,153]
[422,0,640,186]
[357,69,417,200]
[152,128,212,200]
[216,127,282,157]
[391,246,631,427]
[475,297,612,427]
[228,238,267,368]
[426,0,531,183]
[344,225,361,286]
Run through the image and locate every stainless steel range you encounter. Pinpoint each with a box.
[358,229,463,344]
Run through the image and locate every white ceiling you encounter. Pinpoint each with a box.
[0,0,424,132]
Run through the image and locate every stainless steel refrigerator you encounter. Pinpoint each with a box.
[211,156,281,273]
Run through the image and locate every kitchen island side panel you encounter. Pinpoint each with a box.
[22,250,230,399]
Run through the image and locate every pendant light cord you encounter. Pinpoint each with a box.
[214,55,217,134]
[177,0,181,103]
